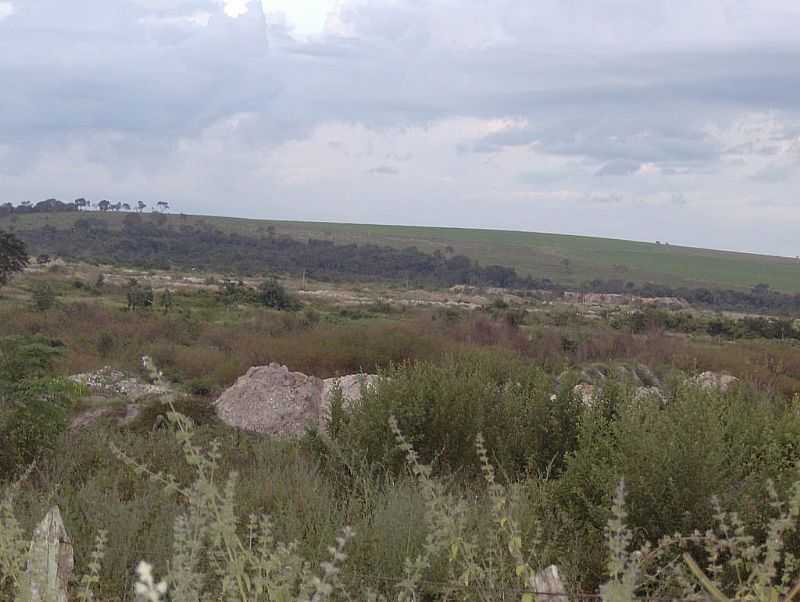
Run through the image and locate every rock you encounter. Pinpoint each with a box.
[573,383,596,406]
[561,362,661,389]
[26,507,73,602]
[215,363,325,436]
[320,373,378,429]
[69,365,174,402]
[691,371,739,392]
[634,386,665,403]
[69,402,142,430]
[531,565,566,599]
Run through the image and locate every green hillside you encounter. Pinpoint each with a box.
[3,211,800,293]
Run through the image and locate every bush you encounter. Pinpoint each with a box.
[0,335,63,383]
[0,378,82,480]
[31,282,56,311]
[557,383,800,587]
[258,277,298,310]
[185,376,215,397]
[96,331,116,357]
[336,350,580,478]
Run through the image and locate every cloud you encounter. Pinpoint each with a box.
[595,160,641,176]
[366,165,399,175]
[2,0,800,255]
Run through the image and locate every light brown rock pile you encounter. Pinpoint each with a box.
[214,363,377,436]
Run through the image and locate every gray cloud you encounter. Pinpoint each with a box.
[595,160,642,177]
[2,0,800,255]
[366,165,399,175]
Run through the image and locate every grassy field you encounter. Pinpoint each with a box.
[5,210,800,292]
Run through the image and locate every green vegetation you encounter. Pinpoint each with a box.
[5,210,800,292]
[0,230,28,288]
[3,252,800,599]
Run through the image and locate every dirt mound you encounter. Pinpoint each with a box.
[215,364,324,436]
[215,365,379,436]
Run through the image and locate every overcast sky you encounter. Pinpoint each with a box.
[2,1,799,255]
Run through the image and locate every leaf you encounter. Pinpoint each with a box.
[683,553,731,602]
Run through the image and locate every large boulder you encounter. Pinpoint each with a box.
[215,364,324,436]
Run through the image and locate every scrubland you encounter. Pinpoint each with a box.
[3,263,800,600]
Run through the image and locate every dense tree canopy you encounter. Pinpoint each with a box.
[10,218,800,314]
[0,230,28,286]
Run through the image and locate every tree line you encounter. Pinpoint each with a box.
[0,198,169,216]
[13,217,530,289]
[6,217,800,314]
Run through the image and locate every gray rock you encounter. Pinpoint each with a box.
[634,386,665,403]
[320,373,378,427]
[531,565,567,599]
[573,383,596,406]
[215,363,325,436]
[26,507,73,602]
[691,371,739,393]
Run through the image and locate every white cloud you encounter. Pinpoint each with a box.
[222,0,251,18]
[261,0,343,38]
[0,2,14,20]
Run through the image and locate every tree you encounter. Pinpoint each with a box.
[0,230,28,287]
[257,277,297,310]
[74,198,88,211]
[127,281,154,311]
[156,201,170,212]
[137,201,147,213]
[97,199,111,212]
[159,288,173,313]
[122,203,131,211]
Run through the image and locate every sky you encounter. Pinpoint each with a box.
[1,0,800,256]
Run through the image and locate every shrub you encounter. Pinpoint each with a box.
[258,277,298,310]
[336,350,580,478]
[31,282,56,311]
[0,378,82,480]
[0,335,63,383]
[96,331,116,357]
[557,383,800,587]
